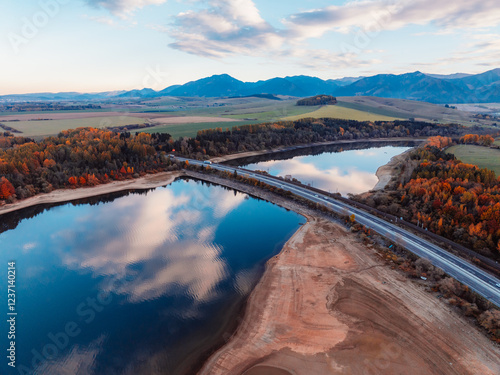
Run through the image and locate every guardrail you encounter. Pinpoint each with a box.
[237,167,500,277]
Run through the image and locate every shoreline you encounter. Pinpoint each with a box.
[211,137,426,163]
[373,147,415,191]
[0,138,424,216]
[198,212,500,374]
[0,171,183,216]
[1,163,498,373]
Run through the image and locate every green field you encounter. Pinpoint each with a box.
[446,145,500,176]
[336,100,411,118]
[139,120,256,139]
[282,105,403,122]
[2,116,147,137]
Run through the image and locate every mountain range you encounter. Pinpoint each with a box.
[2,69,500,104]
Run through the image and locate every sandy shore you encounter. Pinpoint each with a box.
[199,215,500,375]
[211,137,425,163]
[0,171,183,216]
[373,148,415,191]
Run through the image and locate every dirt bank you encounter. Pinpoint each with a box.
[211,137,425,164]
[199,216,500,375]
[0,171,182,215]
[373,148,414,190]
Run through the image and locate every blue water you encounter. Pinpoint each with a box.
[0,178,304,375]
[238,145,411,195]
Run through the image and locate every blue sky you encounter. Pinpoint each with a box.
[1,0,499,94]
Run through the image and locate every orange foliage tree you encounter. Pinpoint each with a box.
[0,177,15,199]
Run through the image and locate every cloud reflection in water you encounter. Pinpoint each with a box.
[53,181,246,304]
[242,146,410,195]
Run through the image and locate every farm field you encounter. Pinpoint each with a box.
[0,111,157,121]
[446,144,500,176]
[140,120,255,139]
[282,104,403,121]
[225,104,318,122]
[337,96,497,127]
[2,116,147,137]
[152,116,241,124]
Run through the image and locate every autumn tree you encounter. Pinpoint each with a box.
[0,177,15,199]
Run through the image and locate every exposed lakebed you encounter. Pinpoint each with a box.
[0,178,304,375]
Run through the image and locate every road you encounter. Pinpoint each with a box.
[176,157,500,307]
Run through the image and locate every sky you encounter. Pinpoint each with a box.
[1,0,499,94]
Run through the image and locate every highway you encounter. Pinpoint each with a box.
[175,157,500,307]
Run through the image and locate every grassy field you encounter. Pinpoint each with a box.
[446,145,500,176]
[337,97,500,127]
[282,105,403,122]
[139,120,256,139]
[336,100,411,119]
[2,116,147,137]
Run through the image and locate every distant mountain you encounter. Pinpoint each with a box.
[2,69,500,104]
[0,91,127,101]
[328,76,365,86]
[334,72,475,103]
[117,88,158,98]
[426,73,473,80]
[450,68,500,89]
[334,70,500,103]
[157,85,181,95]
[244,77,307,97]
[167,74,247,97]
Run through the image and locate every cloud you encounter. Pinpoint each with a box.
[167,0,376,70]
[281,48,380,71]
[82,14,117,26]
[415,33,500,69]
[22,242,37,252]
[169,0,283,58]
[85,0,167,18]
[285,0,500,38]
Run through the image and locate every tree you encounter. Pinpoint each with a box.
[0,177,15,199]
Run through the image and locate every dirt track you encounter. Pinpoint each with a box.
[199,216,500,375]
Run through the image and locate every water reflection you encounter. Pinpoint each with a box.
[232,143,413,195]
[0,178,303,375]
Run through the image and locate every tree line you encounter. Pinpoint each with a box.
[0,118,463,204]
[0,128,177,202]
[296,95,337,106]
[357,136,500,260]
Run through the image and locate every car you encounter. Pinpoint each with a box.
[314,194,319,198]
[496,283,500,288]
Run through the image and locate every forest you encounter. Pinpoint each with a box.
[175,118,461,158]
[0,128,176,202]
[0,118,462,204]
[358,136,500,259]
[296,95,337,106]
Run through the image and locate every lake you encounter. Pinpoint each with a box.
[0,178,304,375]
[226,141,415,195]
